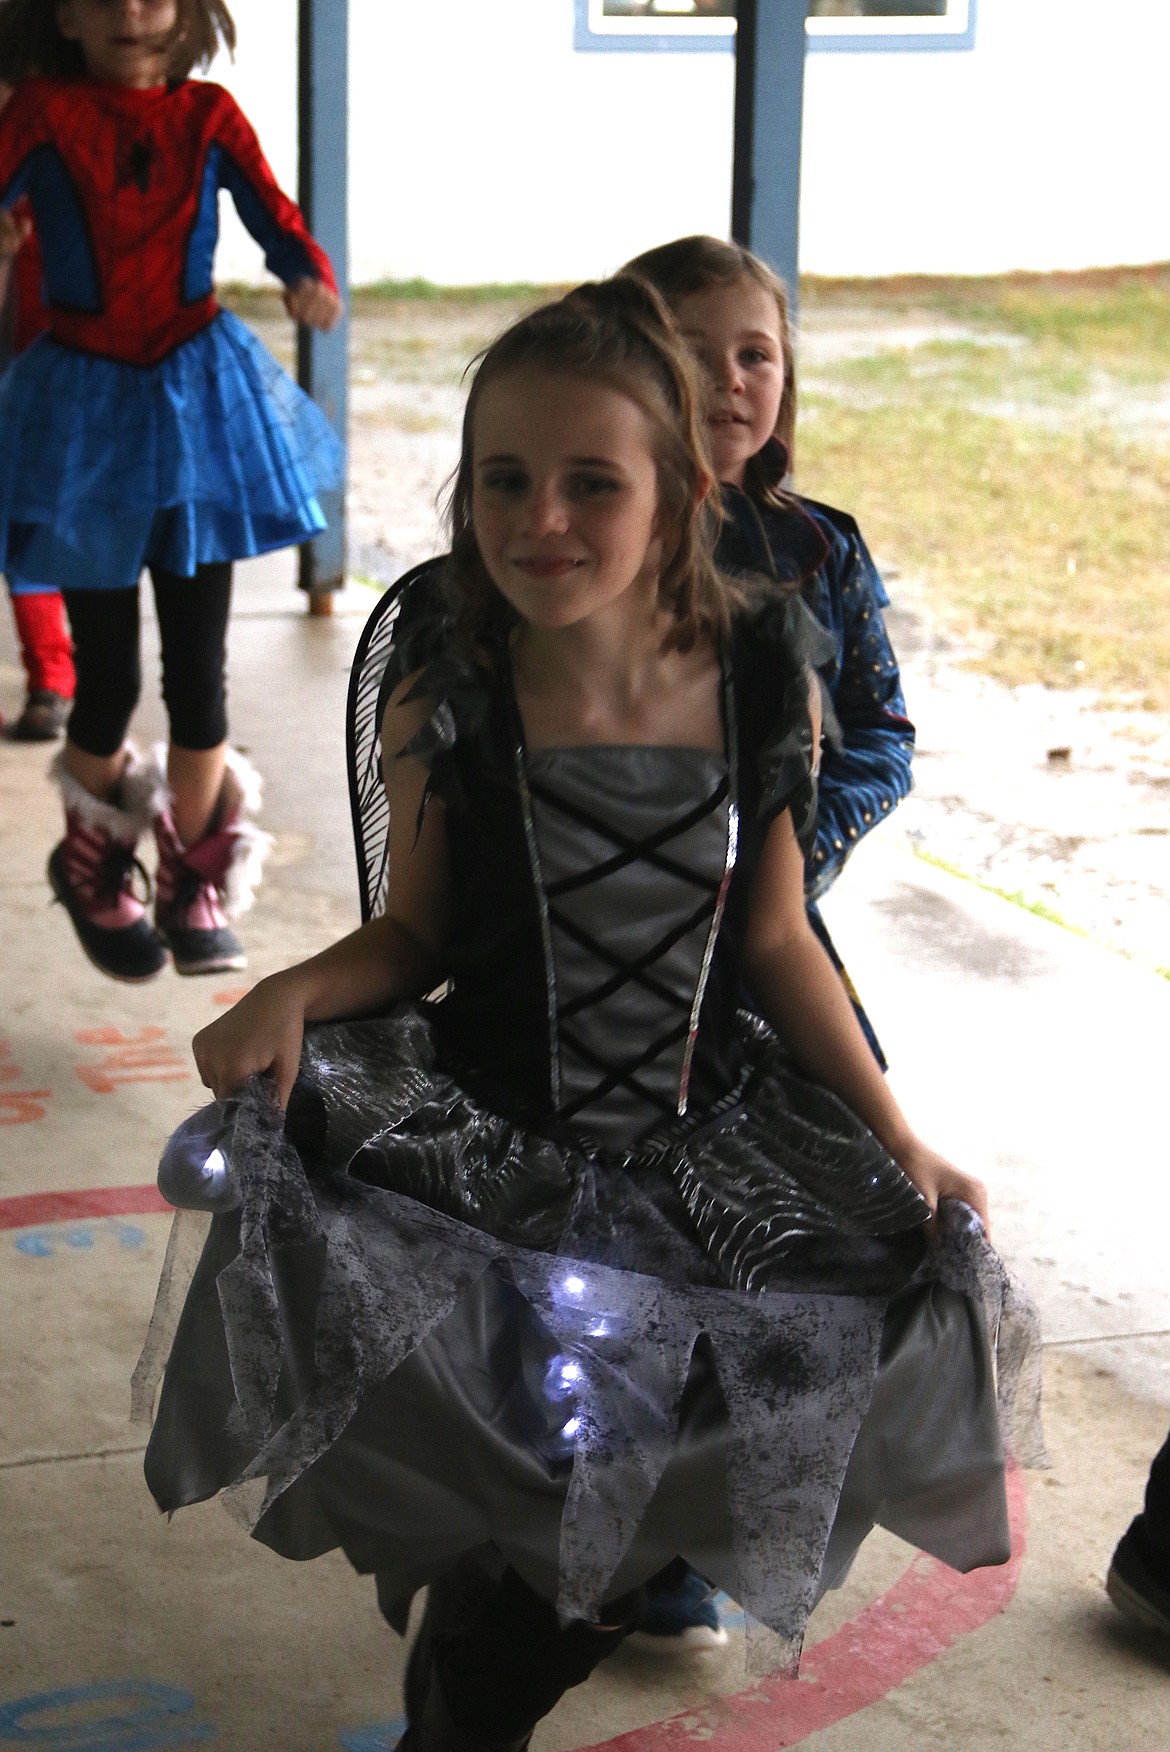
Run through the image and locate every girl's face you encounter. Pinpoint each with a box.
[673,275,785,489]
[57,0,180,88]
[472,368,665,635]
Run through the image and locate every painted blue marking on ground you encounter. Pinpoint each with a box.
[13,1232,53,1258]
[0,1679,216,1747]
[338,1718,407,1750]
[11,1222,150,1259]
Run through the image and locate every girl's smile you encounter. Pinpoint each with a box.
[57,0,180,88]
[673,275,785,489]
[472,368,664,634]
[513,556,587,579]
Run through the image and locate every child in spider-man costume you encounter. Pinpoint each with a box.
[0,0,343,980]
[0,76,73,742]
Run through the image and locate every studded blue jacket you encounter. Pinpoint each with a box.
[715,468,915,903]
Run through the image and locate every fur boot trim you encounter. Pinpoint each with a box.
[121,744,172,826]
[223,745,264,815]
[50,745,161,843]
[220,818,274,919]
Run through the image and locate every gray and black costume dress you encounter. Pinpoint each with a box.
[139,567,1042,1671]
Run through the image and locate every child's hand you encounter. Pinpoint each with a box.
[0,208,31,259]
[283,277,343,331]
[895,1136,990,1238]
[192,972,307,1108]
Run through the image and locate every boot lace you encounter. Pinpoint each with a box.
[91,842,154,909]
[167,861,224,927]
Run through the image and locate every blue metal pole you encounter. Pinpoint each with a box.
[297,0,349,599]
[732,0,809,317]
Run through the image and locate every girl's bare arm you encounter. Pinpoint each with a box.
[743,806,989,1230]
[193,677,452,1105]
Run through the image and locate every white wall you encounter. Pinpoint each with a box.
[209,0,734,286]
[207,0,1170,287]
[800,0,1170,276]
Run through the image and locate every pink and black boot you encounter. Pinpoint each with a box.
[47,747,169,982]
[152,747,273,977]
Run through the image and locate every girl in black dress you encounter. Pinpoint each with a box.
[142,276,1040,1752]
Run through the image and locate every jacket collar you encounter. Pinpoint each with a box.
[717,443,830,588]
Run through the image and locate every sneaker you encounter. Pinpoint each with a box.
[630,1567,729,1653]
[7,689,71,741]
[1107,1519,1170,1635]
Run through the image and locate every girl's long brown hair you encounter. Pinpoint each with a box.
[625,234,798,505]
[446,273,736,656]
[0,0,236,82]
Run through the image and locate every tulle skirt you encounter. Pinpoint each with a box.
[0,311,343,591]
[137,1008,1043,1669]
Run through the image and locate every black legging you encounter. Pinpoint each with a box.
[63,562,233,757]
[390,1557,684,1744]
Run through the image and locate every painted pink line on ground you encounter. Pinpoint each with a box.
[583,1466,1027,1752]
[0,1185,171,1231]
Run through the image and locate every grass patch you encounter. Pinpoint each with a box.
[352,277,565,306]
[218,279,561,314]
[219,265,1170,710]
[802,264,1170,372]
[796,267,1170,708]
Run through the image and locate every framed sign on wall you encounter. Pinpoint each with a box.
[575,0,977,54]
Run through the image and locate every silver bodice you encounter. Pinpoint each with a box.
[525,744,735,1148]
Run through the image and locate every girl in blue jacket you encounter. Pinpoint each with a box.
[627,234,916,1648]
[630,234,914,1070]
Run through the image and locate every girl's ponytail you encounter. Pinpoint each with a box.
[561,272,678,346]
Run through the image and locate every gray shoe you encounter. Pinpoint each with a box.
[8,689,70,741]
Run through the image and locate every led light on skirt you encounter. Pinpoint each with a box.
[158,1099,241,1211]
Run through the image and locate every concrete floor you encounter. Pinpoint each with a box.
[1,554,1168,1749]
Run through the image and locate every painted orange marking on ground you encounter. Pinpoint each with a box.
[581,1468,1028,1752]
[0,1040,53,1123]
[0,1185,171,1231]
[0,1088,53,1124]
[212,986,251,1006]
[73,1026,189,1094]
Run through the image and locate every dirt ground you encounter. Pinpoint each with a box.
[246,297,1170,979]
